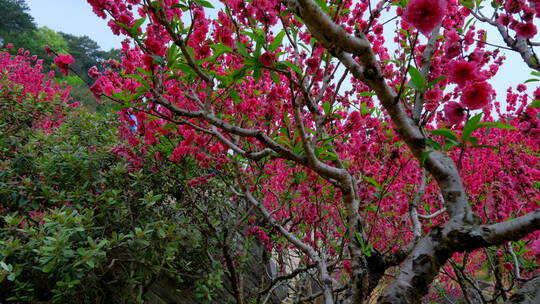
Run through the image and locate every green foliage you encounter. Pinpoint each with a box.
[0,87,227,303]
[35,27,69,53]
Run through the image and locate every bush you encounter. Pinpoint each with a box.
[0,70,227,303]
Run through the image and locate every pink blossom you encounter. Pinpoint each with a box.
[517,84,527,92]
[447,60,480,86]
[43,45,54,56]
[343,260,352,274]
[533,87,540,99]
[497,13,513,26]
[504,0,525,13]
[142,54,155,68]
[515,22,537,38]
[88,66,101,78]
[402,0,447,35]
[445,40,461,59]
[259,52,275,67]
[305,57,319,74]
[144,37,165,56]
[531,238,540,257]
[425,89,442,101]
[443,102,466,125]
[54,54,74,76]
[460,81,493,110]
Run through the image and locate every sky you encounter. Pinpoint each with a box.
[25,0,123,50]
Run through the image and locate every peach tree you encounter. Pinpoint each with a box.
[83,0,540,303]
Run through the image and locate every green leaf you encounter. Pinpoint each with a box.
[167,43,178,66]
[115,21,130,34]
[363,176,380,190]
[477,121,516,130]
[529,100,540,107]
[473,144,498,149]
[460,0,474,9]
[131,17,146,32]
[253,68,262,81]
[270,71,280,84]
[358,91,376,97]
[230,90,242,104]
[0,261,11,272]
[196,0,215,8]
[428,128,458,141]
[42,264,54,273]
[426,138,442,151]
[408,66,426,91]
[427,75,447,88]
[421,151,432,166]
[462,113,482,143]
[443,138,459,150]
[236,41,249,57]
[323,101,332,115]
[176,63,195,75]
[171,3,189,10]
[314,0,331,14]
[281,61,303,75]
[361,102,374,116]
[269,31,286,52]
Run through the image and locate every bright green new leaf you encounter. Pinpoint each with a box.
[428,128,458,142]
[408,66,426,91]
[269,31,286,52]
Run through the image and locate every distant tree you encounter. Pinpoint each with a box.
[97,47,121,61]
[19,26,69,66]
[34,27,69,53]
[0,0,35,45]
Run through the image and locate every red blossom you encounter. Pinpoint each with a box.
[504,0,525,13]
[460,81,494,110]
[88,66,101,78]
[443,102,466,125]
[54,54,74,76]
[43,45,54,56]
[305,57,319,74]
[402,0,447,35]
[515,22,537,38]
[142,54,155,68]
[497,13,512,26]
[447,60,481,86]
[425,89,442,101]
[259,52,275,67]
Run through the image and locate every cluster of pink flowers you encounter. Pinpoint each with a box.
[402,0,447,35]
[0,48,74,120]
[442,59,494,124]
[497,0,539,38]
[247,225,272,251]
[53,54,74,76]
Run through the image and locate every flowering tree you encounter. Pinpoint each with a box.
[82,0,539,303]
